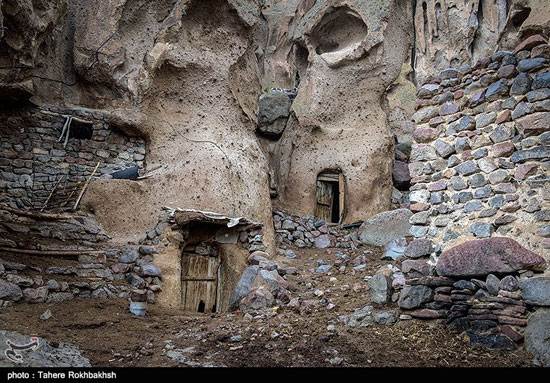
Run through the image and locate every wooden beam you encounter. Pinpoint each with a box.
[0,204,77,220]
[181,276,217,281]
[0,247,104,256]
[73,162,100,211]
[41,175,64,212]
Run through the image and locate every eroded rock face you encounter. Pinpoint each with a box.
[413,0,509,82]
[436,237,546,277]
[273,0,413,223]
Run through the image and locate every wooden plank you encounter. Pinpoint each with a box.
[315,180,333,222]
[181,252,219,313]
[318,174,339,182]
[41,175,64,212]
[0,247,103,256]
[338,173,345,224]
[0,204,78,220]
[182,276,216,281]
[73,162,100,211]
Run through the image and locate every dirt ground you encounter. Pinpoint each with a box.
[0,245,534,367]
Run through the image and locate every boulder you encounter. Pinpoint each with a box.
[253,269,287,297]
[368,274,392,305]
[0,279,23,301]
[119,248,139,264]
[519,277,550,306]
[239,286,274,310]
[467,332,515,351]
[525,308,550,367]
[436,238,546,277]
[358,209,413,246]
[22,287,48,303]
[229,265,259,310]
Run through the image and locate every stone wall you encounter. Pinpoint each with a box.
[273,210,363,249]
[408,34,550,255]
[0,206,162,307]
[0,106,145,210]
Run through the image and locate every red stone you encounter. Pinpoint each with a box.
[461,150,473,160]
[436,237,546,277]
[413,127,438,143]
[492,142,515,157]
[428,116,444,127]
[515,34,547,53]
[411,175,431,184]
[495,110,511,124]
[531,44,550,59]
[410,202,430,212]
[500,325,524,342]
[454,89,464,100]
[515,163,538,180]
[421,76,441,86]
[475,57,491,69]
[498,315,527,326]
[434,293,452,303]
[516,112,550,137]
[408,309,447,319]
[395,149,408,162]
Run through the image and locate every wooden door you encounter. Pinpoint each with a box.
[181,253,219,313]
[315,180,334,222]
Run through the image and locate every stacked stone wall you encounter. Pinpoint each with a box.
[409,34,550,254]
[0,106,145,210]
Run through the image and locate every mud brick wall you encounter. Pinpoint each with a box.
[0,106,145,210]
[409,36,550,254]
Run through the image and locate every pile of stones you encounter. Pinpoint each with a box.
[273,210,363,249]
[408,34,550,252]
[396,237,548,355]
[0,245,162,307]
[0,206,108,249]
[229,251,295,311]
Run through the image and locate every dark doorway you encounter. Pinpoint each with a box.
[315,172,345,224]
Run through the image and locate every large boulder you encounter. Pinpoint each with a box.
[525,308,550,367]
[436,238,546,277]
[228,265,260,310]
[252,269,287,297]
[519,278,550,306]
[239,286,274,310]
[358,209,413,246]
[257,90,291,137]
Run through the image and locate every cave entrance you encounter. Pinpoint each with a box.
[315,172,345,224]
[181,243,221,313]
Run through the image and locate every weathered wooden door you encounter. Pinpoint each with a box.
[181,253,219,313]
[315,180,334,222]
